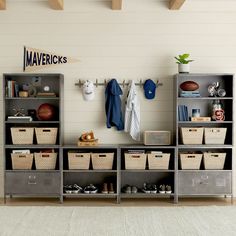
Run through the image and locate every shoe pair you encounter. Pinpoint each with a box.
[84,184,98,194]
[142,183,157,194]
[159,185,172,194]
[102,183,115,194]
[64,184,83,194]
[122,185,138,194]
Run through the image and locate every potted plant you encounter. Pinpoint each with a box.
[175,53,194,73]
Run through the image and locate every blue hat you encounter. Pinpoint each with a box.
[143,79,156,99]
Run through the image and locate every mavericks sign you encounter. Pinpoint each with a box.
[23,46,79,72]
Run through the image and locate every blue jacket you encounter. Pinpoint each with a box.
[105,79,124,130]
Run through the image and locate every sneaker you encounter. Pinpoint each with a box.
[64,185,73,194]
[102,183,108,194]
[122,185,131,194]
[131,186,138,194]
[166,185,172,194]
[108,183,115,194]
[159,185,165,194]
[84,184,98,194]
[150,184,157,194]
[72,184,83,194]
[142,183,151,194]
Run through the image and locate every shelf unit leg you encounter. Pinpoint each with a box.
[60,196,63,204]
[231,195,234,205]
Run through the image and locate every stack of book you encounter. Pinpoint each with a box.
[6,80,19,97]
[178,105,189,121]
[180,91,200,97]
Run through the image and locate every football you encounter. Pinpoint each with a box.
[180,81,199,91]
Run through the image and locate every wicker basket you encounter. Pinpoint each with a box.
[68,153,90,170]
[35,128,58,145]
[125,153,147,170]
[11,153,33,170]
[11,127,34,144]
[91,153,114,170]
[180,153,202,170]
[203,152,226,170]
[204,128,227,144]
[148,153,170,170]
[34,152,57,170]
[181,127,204,144]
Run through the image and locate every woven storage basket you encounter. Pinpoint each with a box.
[91,153,114,170]
[203,152,226,170]
[11,153,33,170]
[204,128,227,144]
[11,127,34,144]
[34,152,57,170]
[68,153,90,170]
[181,127,204,144]
[35,128,58,145]
[180,153,202,170]
[148,153,170,170]
[125,153,147,170]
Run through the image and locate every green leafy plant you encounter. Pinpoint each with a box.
[175,54,194,64]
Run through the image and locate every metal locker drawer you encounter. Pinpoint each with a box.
[178,171,232,195]
[5,172,61,195]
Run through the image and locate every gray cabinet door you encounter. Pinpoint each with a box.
[178,171,232,195]
[5,172,61,195]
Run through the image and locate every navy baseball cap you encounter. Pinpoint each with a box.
[143,79,156,99]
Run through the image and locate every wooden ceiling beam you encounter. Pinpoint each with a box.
[112,0,122,10]
[48,0,64,10]
[169,0,185,10]
[0,0,6,10]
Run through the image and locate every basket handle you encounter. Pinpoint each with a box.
[130,155,141,158]
[210,154,219,157]
[188,129,198,132]
[42,129,51,132]
[98,154,107,157]
[186,155,196,158]
[18,155,27,158]
[42,154,50,158]
[75,154,84,158]
[154,155,163,158]
[210,129,220,133]
[18,129,26,132]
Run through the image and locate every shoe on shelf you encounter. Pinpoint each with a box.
[165,185,172,194]
[72,184,83,194]
[84,184,98,194]
[108,183,115,194]
[102,183,108,194]
[142,183,151,194]
[64,185,73,194]
[150,184,157,194]
[159,185,165,194]
[122,185,131,194]
[131,186,138,194]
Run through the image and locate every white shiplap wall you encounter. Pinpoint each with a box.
[0,0,236,197]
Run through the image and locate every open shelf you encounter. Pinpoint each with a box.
[121,193,174,198]
[63,193,117,198]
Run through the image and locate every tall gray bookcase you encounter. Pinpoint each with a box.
[175,73,234,203]
[3,73,64,203]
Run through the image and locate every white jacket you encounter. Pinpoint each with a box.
[124,80,140,141]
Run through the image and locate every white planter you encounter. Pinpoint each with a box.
[178,64,190,73]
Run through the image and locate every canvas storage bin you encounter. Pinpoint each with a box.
[203,152,226,170]
[125,153,147,169]
[148,153,170,170]
[68,153,90,170]
[204,128,227,144]
[180,153,203,170]
[181,127,204,144]
[11,153,33,170]
[11,127,34,144]
[35,128,58,145]
[91,153,114,170]
[34,152,57,170]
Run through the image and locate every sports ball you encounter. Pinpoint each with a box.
[180,81,199,91]
[37,103,56,121]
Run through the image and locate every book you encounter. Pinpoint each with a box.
[12,150,30,154]
[191,117,211,122]
[7,116,33,122]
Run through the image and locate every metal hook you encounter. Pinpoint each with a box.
[140,79,143,88]
[123,80,125,88]
[104,79,107,86]
[96,79,98,88]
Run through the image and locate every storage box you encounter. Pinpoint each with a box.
[204,128,227,144]
[11,127,34,144]
[91,153,114,170]
[148,153,170,170]
[180,153,202,170]
[181,127,204,144]
[11,153,33,170]
[125,153,147,169]
[203,152,226,170]
[68,153,90,170]
[35,128,58,145]
[144,131,171,145]
[34,152,57,170]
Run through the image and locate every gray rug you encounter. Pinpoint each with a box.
[0,206,235,236]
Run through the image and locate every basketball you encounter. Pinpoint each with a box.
[37,103,56,121]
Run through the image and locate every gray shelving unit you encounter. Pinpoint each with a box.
[3,73,64,203]
[175,73,234,203]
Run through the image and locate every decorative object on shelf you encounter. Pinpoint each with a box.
[143,79,156,99]
[12,108,25,117]
[37,103,56,121]
[191,117,211,122]
[174,53,194,73]
[208,82,226,97]
[192,108,200,117]
[82,80,95,101]
[180,81,199,91]
[37,85,56,97]
[19,91,29,97]
[78,131,98,146]
[159,185,166,194]
[143,131,171,145]
[27,109,37,121]
[211,99,225,121]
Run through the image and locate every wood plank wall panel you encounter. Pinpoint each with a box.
[0,0,236,197]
